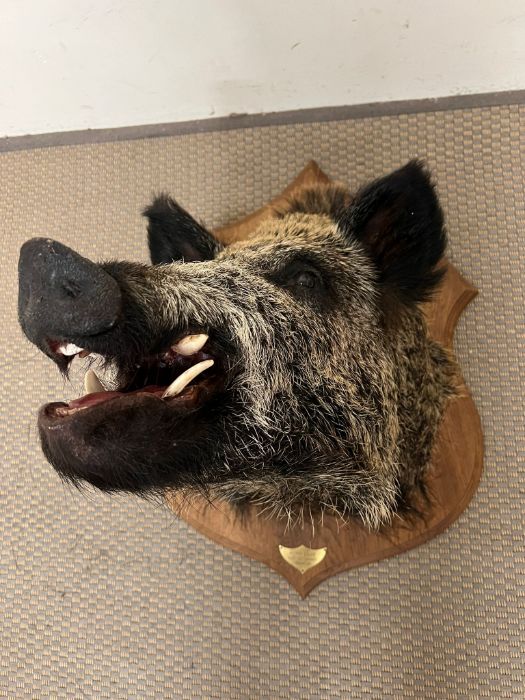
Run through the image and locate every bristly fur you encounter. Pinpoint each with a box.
[273,182,352,222]
[21,160,459,530]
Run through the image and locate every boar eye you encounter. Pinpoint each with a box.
[290,270,318,289]
[272,262,324,296]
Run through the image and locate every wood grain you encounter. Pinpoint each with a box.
[166,162,483,597]
[215,160,330,245]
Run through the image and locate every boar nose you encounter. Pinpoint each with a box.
[18,237,121,348]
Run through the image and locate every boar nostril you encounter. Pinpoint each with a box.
[60,279,82,299]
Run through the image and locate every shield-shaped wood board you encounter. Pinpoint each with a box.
[165,161,483,597]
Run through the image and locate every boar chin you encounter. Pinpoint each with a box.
[38,386,227,492]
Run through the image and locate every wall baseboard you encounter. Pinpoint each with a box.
[1,89,524,154]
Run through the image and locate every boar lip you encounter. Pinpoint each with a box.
[39,374,222,431]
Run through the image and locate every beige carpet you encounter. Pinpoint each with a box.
[1,102,523,699]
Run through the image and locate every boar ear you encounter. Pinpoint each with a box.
[143,194,222,264]
[340,161,447,304]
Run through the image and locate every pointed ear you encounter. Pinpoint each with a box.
[340,161,447,304]
[143,194,222,264]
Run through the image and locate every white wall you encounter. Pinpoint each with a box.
[1,0,524,137]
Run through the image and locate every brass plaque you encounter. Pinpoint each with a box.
[278,545,327,574]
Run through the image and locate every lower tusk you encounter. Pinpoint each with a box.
[84,369,106,394]
[162,359,214,399]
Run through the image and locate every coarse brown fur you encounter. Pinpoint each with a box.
[18,161,458,529]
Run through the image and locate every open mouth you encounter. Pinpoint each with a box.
[43,333,223,421]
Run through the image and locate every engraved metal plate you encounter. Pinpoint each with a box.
[278,544,327,574]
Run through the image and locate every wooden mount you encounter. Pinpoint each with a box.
[166,162,483,597]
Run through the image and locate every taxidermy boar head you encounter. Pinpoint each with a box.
[18,161,456,529]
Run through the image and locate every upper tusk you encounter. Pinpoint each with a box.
[172,334,209,356]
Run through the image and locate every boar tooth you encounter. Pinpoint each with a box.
[84,369,106,394]
[172,334,209,356]
[59,343,84,356]
[162,359,214,399]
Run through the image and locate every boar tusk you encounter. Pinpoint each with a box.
[162,359,214,398]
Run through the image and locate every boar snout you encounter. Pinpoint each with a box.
[18,237,121,356]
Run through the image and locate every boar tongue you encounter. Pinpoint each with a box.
[69,385,164,409]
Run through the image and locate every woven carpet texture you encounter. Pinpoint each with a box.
[0,103,523,698]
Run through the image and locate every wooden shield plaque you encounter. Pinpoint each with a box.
[166,162,483,597]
